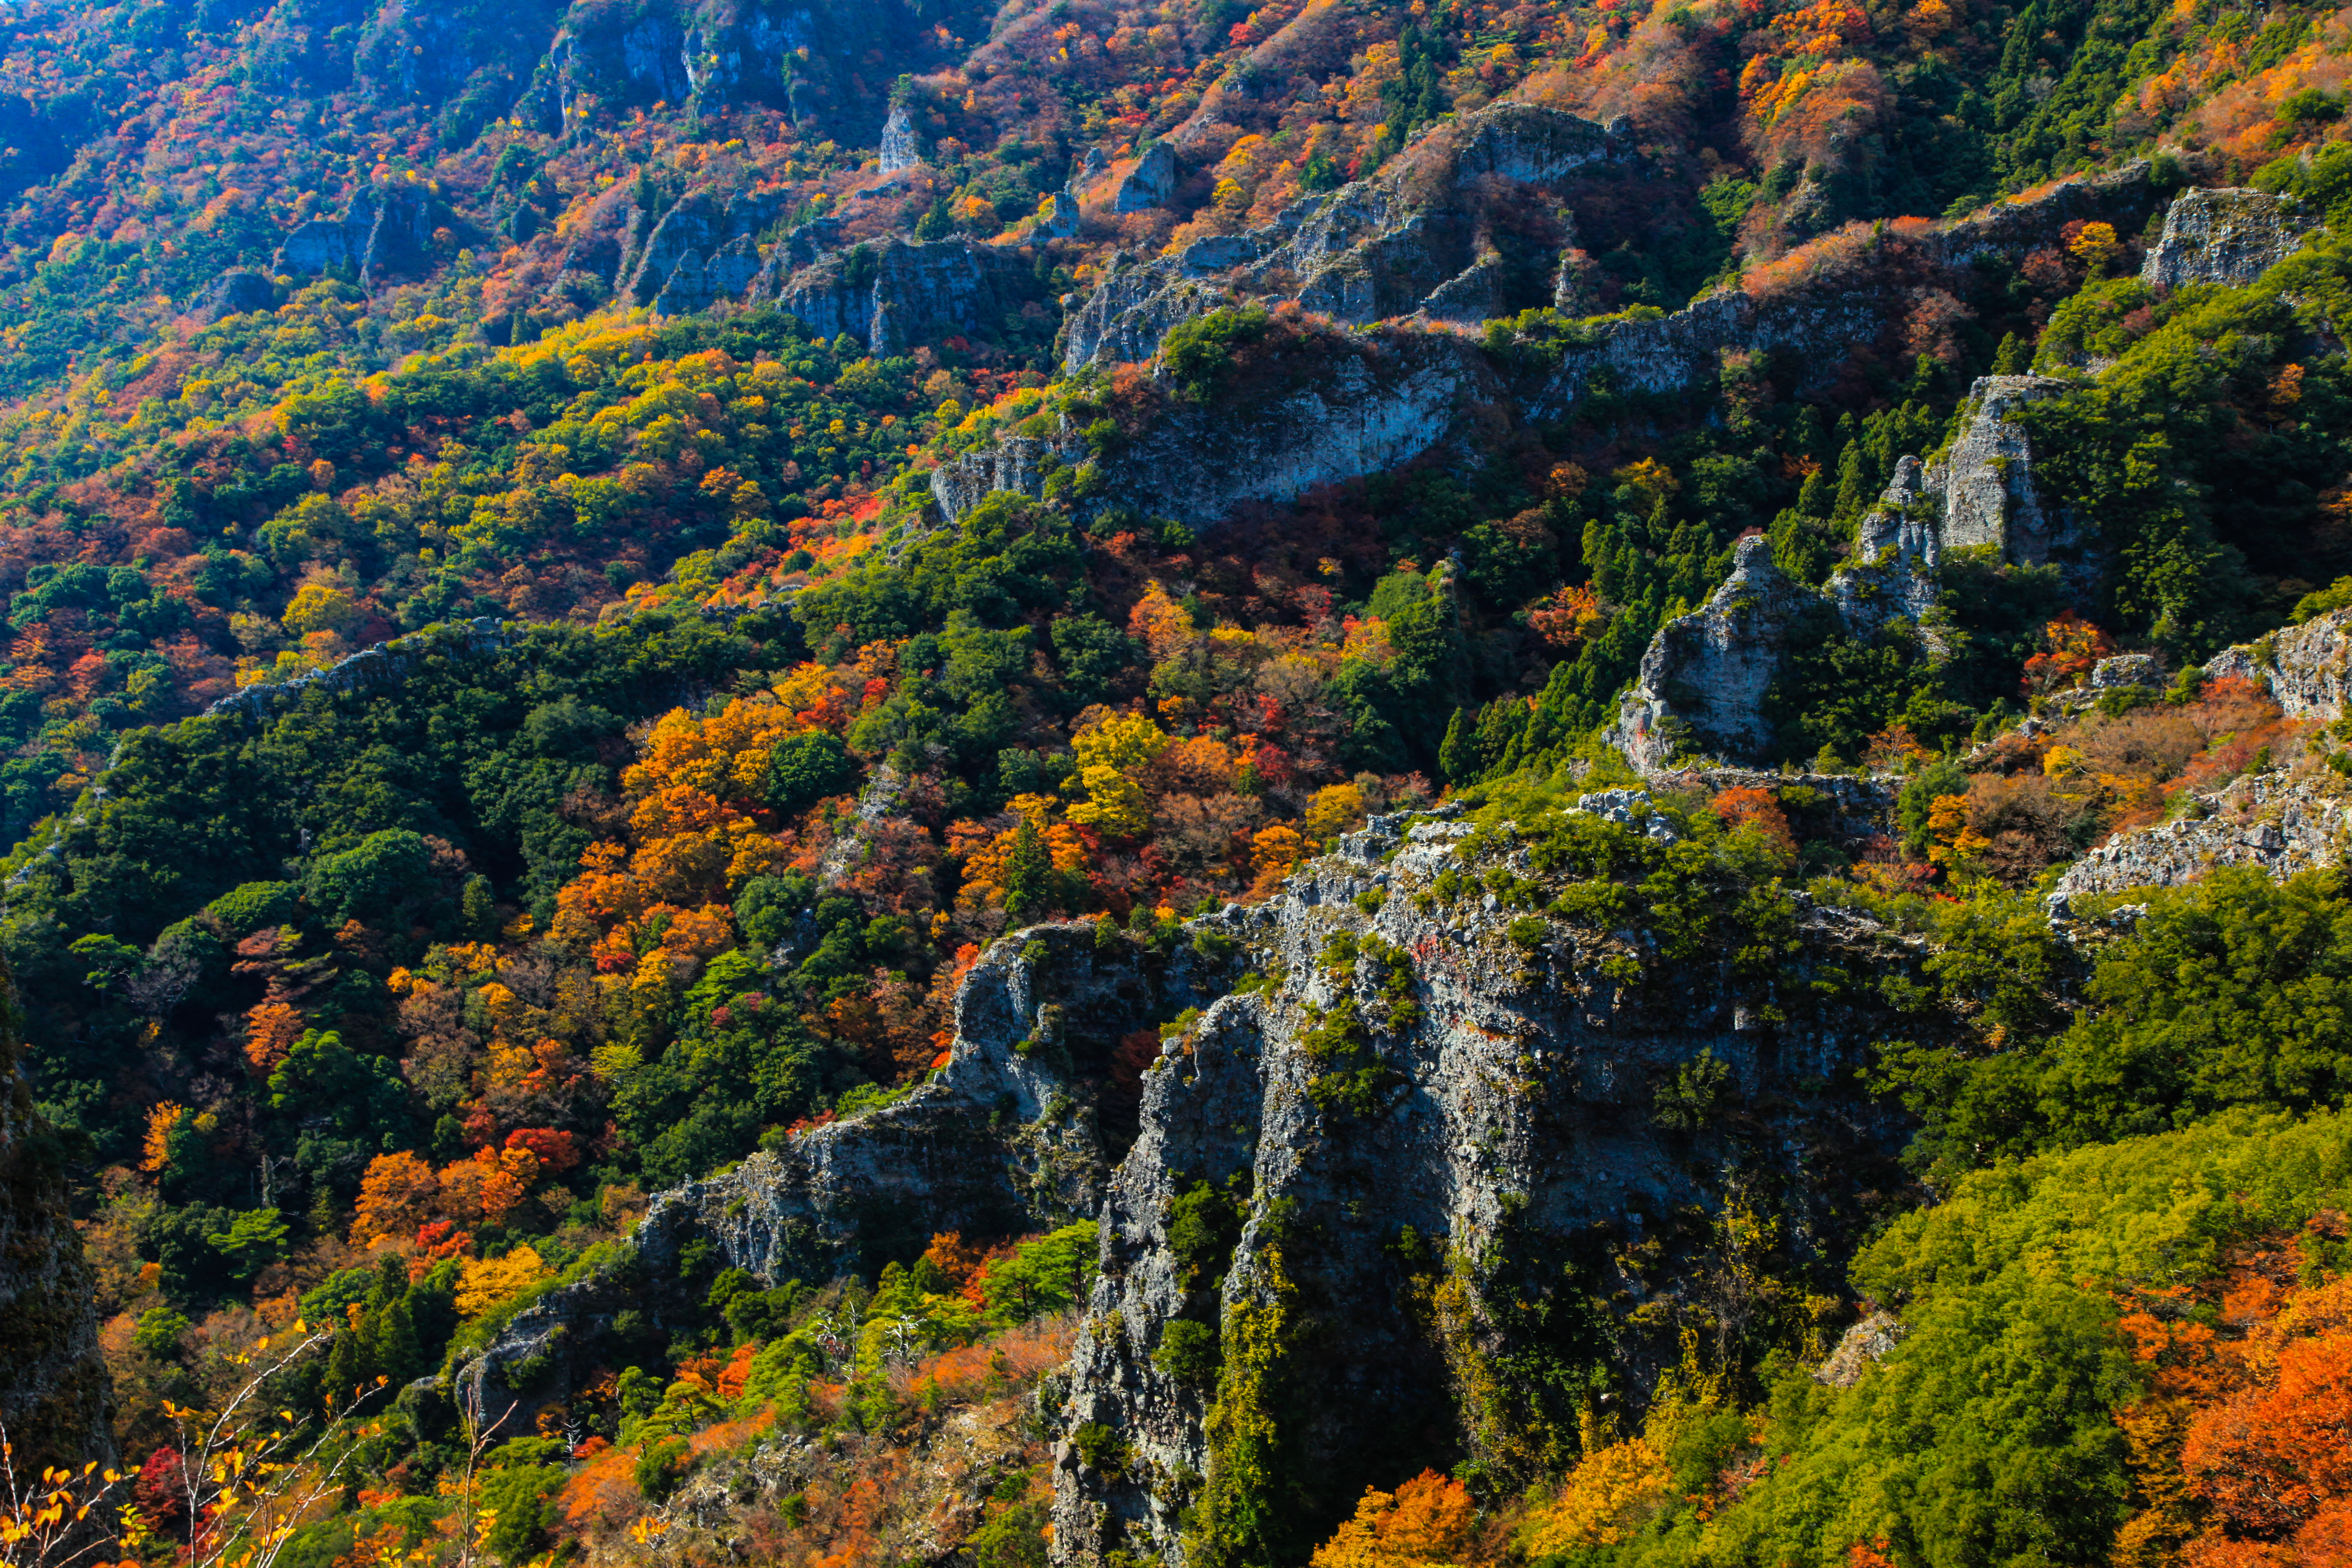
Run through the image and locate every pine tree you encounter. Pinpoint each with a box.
[1439,708,1473,784]
[1831,441,1869,524]
[1002,820,1051,920]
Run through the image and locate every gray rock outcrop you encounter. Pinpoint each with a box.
[1836,456,1944,635]
[1610,536,1820,771]
[274,185,438,281]
[2052,769,2352,898]
[1609,463,1948,771]
[2049,604,2352,897]
[752,235,1042,353]
[1534,164,2162,420]
[1924,374,2073,562]
[1066,104,1624,367]
[1039,189,1083,239]
[193,269,276,322]
[879,102,923,175]
[1050,807,1921,1563]
[2141,186,2314,291]
[1815,1311,1908,1388]
[204,618,510,723]
[946,328,1499,530]
[624,188,789,308]
[2205,605,2352,720]
[1113,142,1178,212]
[457,919,1236,1409]
[931,433,1087,524]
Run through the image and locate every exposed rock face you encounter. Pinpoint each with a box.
[931,433,1087,524]
[941,328,1501,529]
[459,920,1235,1410]
[879,102,923,174]
[816,763,910,884]
[1815,1311,1908,1388]
[1608,363,2100,774]
[1113,142,1178,212]
[655,235,765,315]
[623,188,789,307]
[193,269,276,323]
[1103,333,1494,526]
[204,618,511,723]
[275,185,438,281]
[1610,536,1819,771]
[752,236,1041,352]
[1065,104,1623,368]
[2141,186,2313,291]
[1836,456,1944,637]
[0,974,115,1477]
[1924,375,2073,562]
[2206,605,2352,720]
[1050,805,1919,1563]
[2051,769,2352,898]
[1609,459,1955,771]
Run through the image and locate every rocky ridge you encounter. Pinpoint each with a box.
[1063,104,1629,369]
[1607,454,1947,771]
[458,918,1235,1413]
[454,791,1926,1567]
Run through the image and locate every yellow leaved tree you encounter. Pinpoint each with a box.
[1064,711,1169,838]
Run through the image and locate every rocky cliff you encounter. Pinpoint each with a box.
[2140,186,2314,291]
[0,972,114,1478]
[1531,165,2162,419]
[749,236,1047,353]
[458,792,1925,1566]
[1063,103,1628,369]
[941,325,1506,529]
[1608,460,1944,771]
[1050,797,1921,1564]
[1923,374,2076,564]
